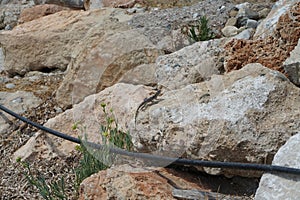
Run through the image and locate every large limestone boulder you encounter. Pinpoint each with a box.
[14,63,300,178]
[0,8,132,76]
[155,38,227,90]
[133,63,300,177]
[55,28,162,108]
[13,83,150,160]
[254,133,300,200]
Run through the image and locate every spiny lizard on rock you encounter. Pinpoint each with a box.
[135,87,162,126]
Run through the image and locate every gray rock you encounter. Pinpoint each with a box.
[233,28,253,40]
[126,7,145,14]
[283,38,300,86]
[236,7,259,20]
[0,0,34,30]
[5,83,15,89]
[86,0,103,10]
[155,38,227,90]
[134,63,300,177]
[236,16,249,28]
[246,19,258,29]
[234,2,251,10]
[254,133,300,200]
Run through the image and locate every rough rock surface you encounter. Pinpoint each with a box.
[79,165,201,200]
[0,91,42,134]
[283,38,300,86]
[18,4,71,24]
[119,63,157,85]
[255,133,300,200]
[0,11,90,75]
[155,38,227,90]
[133,63,300,177]
[0,9,128,76]
[0,0,34,30]
[15,63,300,178]
[87,0,103,10]
[56,28,162,108]
[13,83,151,161]
[254,0,299,39]
[225,2,300,74]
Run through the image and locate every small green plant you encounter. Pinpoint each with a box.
[17,103,134,199]
[100,103,133,151]
[16,158,67,200]
[73,142,109,193]
[187,16,215,42]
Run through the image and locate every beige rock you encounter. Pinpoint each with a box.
[18,4,71,24]
[258,8,270,19]
[0,8,132,76]
[155,38,226,90]
[221,26,239,37]
[78,164,203,200]
[55,29,162,108]
[229,8,238,17]
[225,17,237,27]
[13,83,153,160]
[120,63,157,85]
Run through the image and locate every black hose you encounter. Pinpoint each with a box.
[1,103,300,175]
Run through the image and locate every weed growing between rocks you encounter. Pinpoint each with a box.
[187,16,215,42]
[16,103,133,199]
[16,158,67,200]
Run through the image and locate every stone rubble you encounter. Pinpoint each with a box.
[0,0,300,199]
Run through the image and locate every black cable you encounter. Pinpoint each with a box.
[1,103,300,175]
[0,104,80,144]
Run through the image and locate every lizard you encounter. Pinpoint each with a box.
[135,88,161,126]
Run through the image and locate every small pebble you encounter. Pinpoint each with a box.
[5,83,15,89]
[193,13,198,19]
[12,97,23,103]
